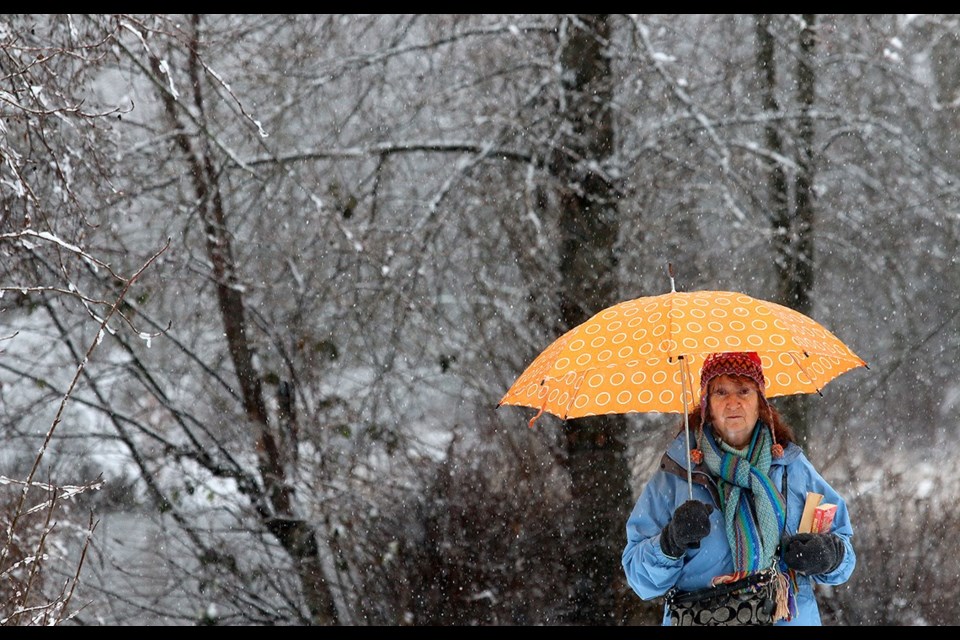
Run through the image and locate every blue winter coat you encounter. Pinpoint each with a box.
[622,427,856,626]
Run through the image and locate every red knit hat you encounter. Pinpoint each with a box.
[692,351,782,460]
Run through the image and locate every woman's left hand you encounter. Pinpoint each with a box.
[781,532,845,575]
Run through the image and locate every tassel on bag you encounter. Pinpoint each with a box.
[772,568,792,622]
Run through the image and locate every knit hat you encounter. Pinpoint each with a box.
[699,351,766,413]
[691,351,782,461]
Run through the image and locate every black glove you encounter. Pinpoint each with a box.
[660,500,712,558]
[782,532,845,575]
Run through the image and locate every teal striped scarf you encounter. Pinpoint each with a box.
[702,423,786,574]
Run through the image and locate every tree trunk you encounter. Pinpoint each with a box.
[551,14,633,625]
[792,14,817,320]
[763,14,818,439]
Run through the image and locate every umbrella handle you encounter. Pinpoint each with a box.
[683,417,694,500]
[678,356,695,500]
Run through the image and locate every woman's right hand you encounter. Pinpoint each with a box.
[660,499,712,558]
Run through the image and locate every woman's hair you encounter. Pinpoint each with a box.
[682,377,796,447]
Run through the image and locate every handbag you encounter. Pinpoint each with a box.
[664,567,778,626]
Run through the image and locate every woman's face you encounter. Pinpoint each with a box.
[707,374,761,448]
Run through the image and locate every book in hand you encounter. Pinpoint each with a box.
[811,503,837,533]
[798,491,838,534]
[798,492,824,534]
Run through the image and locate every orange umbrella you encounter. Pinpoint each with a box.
[498,280,868,495]
[499,288,866,420]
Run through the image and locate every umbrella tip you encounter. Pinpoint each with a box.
[668,262,676,293]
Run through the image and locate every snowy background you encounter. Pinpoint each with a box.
[1,14,958,626]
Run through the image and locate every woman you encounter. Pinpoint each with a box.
[621,351,855,625]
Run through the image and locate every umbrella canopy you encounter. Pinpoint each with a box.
[499,289,867,425]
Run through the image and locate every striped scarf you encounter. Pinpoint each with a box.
[702,423,786,575]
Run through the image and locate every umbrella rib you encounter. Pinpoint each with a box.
[787,351,823,396]
[561,368,592,421]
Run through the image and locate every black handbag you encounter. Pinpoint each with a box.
[664,568,778,626]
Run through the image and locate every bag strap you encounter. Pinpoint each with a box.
[777,464,789,557]
[781,463,788,532]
